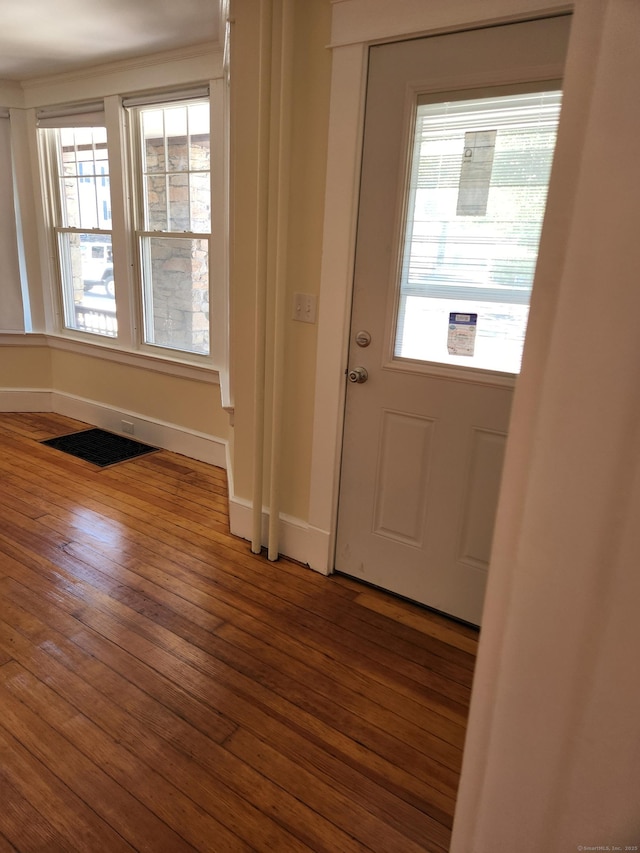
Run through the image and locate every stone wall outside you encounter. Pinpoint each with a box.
[144,134,210,354]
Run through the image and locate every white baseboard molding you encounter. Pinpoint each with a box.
[228,494,332,574]
[0,387,227,469]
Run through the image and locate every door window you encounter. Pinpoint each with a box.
[395,88,562,373]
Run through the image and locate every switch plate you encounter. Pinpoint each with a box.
[293,292,317,324]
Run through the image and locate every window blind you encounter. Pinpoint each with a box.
[36,102,105,128]
[122,86,209,109]
[399,89,563,305]
[394,87,563,372]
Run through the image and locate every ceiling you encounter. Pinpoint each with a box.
[0,0,221,81]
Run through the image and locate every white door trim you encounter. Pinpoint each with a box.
[328,0,573,48]
[308,0,574,573]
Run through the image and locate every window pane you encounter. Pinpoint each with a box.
[395,89,562,373]
[139,100,210,233]
[141,236,209,355]
[189,103,210,170]
[58,127,111,230]
[190,172,211,232]
[168,173,190,230]
[58,232,117,337]
[165,106,188,170]
[142,109,166,173]
[144,174,168,229]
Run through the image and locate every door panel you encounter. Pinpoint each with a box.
[335,17,570,625]
[373,409,435,546]
[458,428,508,569]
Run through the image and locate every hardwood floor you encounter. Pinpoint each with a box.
[0,412,478,852]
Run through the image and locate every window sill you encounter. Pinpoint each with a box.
[0,331,220,384]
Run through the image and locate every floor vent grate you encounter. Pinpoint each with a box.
[41,428,158,468]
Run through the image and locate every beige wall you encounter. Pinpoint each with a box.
[280,0,332,516]
[227,0,261,505]
[0,342,226,440]
[229,0,332,518]
[1,1,332,524]
[50,350,228,438]
[0,344,51,387]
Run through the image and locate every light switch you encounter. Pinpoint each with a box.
[292,292,317,324]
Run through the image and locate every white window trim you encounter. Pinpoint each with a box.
[209,75,231,411]
[45,333,221,383]
[32,82,227,384]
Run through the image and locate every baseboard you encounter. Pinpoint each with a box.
[0,389,53,412]
[0,387,227,469]
[228,494,332,575]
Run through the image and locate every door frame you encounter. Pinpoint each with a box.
[306,0,573,574]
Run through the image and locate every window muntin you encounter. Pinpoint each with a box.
[135,100,211,356]
[47,125,117,338]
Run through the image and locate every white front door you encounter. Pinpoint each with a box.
[335,17,570,625]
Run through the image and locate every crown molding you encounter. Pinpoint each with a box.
[22,41,219,90]
[21,42,223,108]
[329,0,573,48]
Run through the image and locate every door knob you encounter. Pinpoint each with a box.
[348,366,368,384]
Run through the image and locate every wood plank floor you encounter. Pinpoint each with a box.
[0,412,478,852]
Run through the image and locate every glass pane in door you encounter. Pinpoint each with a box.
[395,88,562,373]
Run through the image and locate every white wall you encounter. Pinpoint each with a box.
[451,0,640,846]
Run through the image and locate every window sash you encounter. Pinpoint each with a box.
[137,100,211,234]
[43,123,117,340]
[129,97,212,358]
[56,229,117,337]
[137,233,211,356]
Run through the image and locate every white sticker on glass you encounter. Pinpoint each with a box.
[448,312,478,356]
